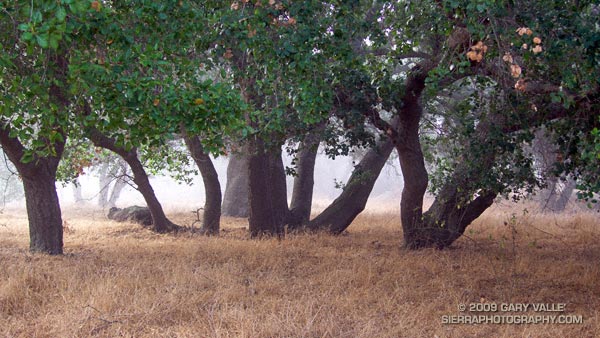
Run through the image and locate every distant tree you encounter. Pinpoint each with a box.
[0,151,24,206]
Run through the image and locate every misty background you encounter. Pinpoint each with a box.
[1,148,405,214]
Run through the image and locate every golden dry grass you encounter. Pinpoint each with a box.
[1,204,599,337]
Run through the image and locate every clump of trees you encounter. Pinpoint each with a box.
[1,0,598,254]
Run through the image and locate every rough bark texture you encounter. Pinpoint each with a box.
[222,151,249,217]
[183,133,221,235]
[269,146,290,229]
[87,127,178,233]
[288,138,319,229]
[22,168,64,254]
[396,106,429,248]
[0,128,65,254]
[307,138,395,234]
[247,139,288,237]
[421,187,497,248]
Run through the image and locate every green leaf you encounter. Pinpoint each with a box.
[36,34,49,49]
[56,7,67,22]
[21,32,33,41]
[21,152,34,164]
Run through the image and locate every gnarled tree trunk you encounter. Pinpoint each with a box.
[183,132,221,235]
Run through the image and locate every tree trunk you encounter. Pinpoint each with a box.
[125,152,178,232]
[247,138,287,237]
[222,151,249,217]
[553,177,576,212]
[269,145,289,229]
[22,169,64,254]
[421,186,497,248]
[183,133,221,235]
[288,138,319,229]
[97,161,111,207]
[396,105,430,248]
[72,179,84,203]
[307,138,395,234]
[87,127,178,233]
[107,163,128,208]
[0,128,65,254]
[398,109,500,249]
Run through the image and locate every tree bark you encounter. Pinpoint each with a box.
[396,104,430,248]
[222,151,249,217]
[307,138,395,234]
[399,109,500,248]
[269,145,290,229]
[21,167,64,254]
[288,138,319,229]
[183,133,222,235]
[87,127,178,233]
[0,128,65,254]
[0,51,68,254]
[247,138,288,237]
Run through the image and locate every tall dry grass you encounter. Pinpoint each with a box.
[0,204,599,337]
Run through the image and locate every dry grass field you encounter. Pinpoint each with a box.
[1,203,599,337]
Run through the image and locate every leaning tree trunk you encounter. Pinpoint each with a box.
[183,133,221,235]
[307,138,395,234]
[222,151,249,217]
[87,127,178,233]
[288,137,319,229]
[0,128,65,254]
[247,138,288,237]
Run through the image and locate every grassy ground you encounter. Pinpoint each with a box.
[0,204,599,337]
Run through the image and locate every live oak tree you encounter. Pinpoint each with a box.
[341,0,600,248]
[252,0,599,247]
[0,1,87,254]
[0,1,243,251]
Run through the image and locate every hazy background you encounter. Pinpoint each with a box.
[38,148,406,214]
